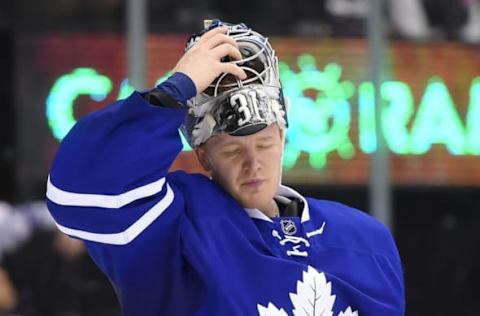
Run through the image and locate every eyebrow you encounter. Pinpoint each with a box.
[213,133,276,149]
[257,136,274,141]
[223,136,274,146]
[217,141,241,150]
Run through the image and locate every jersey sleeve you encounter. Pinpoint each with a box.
[45,86,193,309]
[45,72,206,314]
[46,91,187,243]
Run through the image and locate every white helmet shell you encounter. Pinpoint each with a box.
[181,20,288,148]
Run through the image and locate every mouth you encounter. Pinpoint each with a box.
[241,179,266,189]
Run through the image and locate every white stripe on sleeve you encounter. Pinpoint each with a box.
[47,175,166,209]
[53,183,175,245]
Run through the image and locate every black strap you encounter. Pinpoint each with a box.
[143,89,185,108]
[276,198,304,218]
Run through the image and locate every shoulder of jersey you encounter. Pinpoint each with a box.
[306,198,397,258]
[167,171,245,220]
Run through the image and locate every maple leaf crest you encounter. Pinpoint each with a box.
[257,303,289,316]
[338,307,359,316]
[289,266,336,316]
[257,266,359,316]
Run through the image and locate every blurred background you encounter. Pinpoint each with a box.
[0,0,480,315]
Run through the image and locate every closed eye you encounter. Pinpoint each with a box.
[221,148,241,156]
[257,143,274,149]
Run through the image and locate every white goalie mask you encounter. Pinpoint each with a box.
[181,20,288,148]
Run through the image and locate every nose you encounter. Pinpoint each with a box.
[242,148,261,173]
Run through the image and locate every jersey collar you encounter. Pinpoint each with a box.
[244,184,310,223]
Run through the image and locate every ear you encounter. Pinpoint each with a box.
[194,147,212,172]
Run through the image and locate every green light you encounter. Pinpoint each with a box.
[46,68,112,140]
[155,71,173,86]
[359,81,415,154]
[280,54,355,170]
[410,77,466,155]
[466,77,480,154]
[179,132,192,151]
[381,81,415,154]
[117,79,135,100]
[45,57,480,171]
[358,82,376,153]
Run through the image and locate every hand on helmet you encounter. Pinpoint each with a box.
[172,27,247,94]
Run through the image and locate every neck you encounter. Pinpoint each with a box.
[259,199,279,218]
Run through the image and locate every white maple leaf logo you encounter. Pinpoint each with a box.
[257,302,289,316]
[289,266,336,316]
[257,266,358,316]
[338,307,359,316]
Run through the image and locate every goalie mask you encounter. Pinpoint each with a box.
[180,20,288,148]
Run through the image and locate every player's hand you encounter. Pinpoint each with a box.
[172,26,247,94]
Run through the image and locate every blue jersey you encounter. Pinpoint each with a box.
[46,88,405,315]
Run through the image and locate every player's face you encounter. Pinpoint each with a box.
[196,124,283,213]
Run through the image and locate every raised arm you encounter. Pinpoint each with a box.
[45,26,246,314]
[46,25,246,245]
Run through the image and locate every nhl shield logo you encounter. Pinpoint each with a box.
[280,219,297,235]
